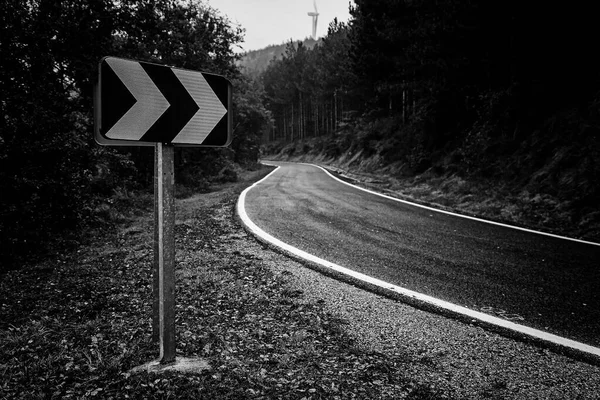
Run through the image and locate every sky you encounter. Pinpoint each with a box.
[206,0,355,52]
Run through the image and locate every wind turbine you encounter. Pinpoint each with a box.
[307,0,319,39]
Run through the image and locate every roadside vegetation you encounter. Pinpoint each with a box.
[0,0,270,271]
[262,136,600,243]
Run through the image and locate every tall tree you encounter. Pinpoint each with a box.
[0,0,250,267]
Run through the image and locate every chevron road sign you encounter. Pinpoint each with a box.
[94,56,232,147]
[94,57,234,368]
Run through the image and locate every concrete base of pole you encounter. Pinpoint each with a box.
[129,357,210,375]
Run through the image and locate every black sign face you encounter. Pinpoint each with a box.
[94,57,232,147]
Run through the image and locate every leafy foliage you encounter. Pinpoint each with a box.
[230,76,272,165]
[0,0,269,269]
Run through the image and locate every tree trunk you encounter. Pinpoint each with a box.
[402,87,406,123]
[340,93,344,125]
[334,91,338,131]
[291,103,294,142]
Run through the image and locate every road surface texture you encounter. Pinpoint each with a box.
[243,162,600,349]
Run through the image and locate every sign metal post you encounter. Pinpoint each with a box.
[94,56,232,370]
[153,142,176,364]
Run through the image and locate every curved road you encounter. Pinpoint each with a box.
[243,162,600,348]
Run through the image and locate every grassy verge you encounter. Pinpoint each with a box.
[330,168,600,243]
[0,166,442,399]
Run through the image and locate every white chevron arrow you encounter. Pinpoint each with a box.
[105,58,170,141]
[171,69,227,144]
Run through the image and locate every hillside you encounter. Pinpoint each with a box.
[237,38,319,78]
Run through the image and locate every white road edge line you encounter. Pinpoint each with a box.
[295,162,599,247]
[238,163,600,360]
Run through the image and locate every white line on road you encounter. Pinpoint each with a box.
[297,162,599,247]
[238,162,600,362]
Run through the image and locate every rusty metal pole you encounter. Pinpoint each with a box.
[152,142,176,364]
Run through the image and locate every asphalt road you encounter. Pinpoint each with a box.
[243,162,600,347]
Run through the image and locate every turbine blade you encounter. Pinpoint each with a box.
[314,0,318,13]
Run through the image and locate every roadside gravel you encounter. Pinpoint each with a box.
[233,167,600,398]
[236,233,600,399]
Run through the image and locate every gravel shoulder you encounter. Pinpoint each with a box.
[263,252,600,399]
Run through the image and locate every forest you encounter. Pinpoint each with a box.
[0,0,270,269]
[260,0,600,241]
